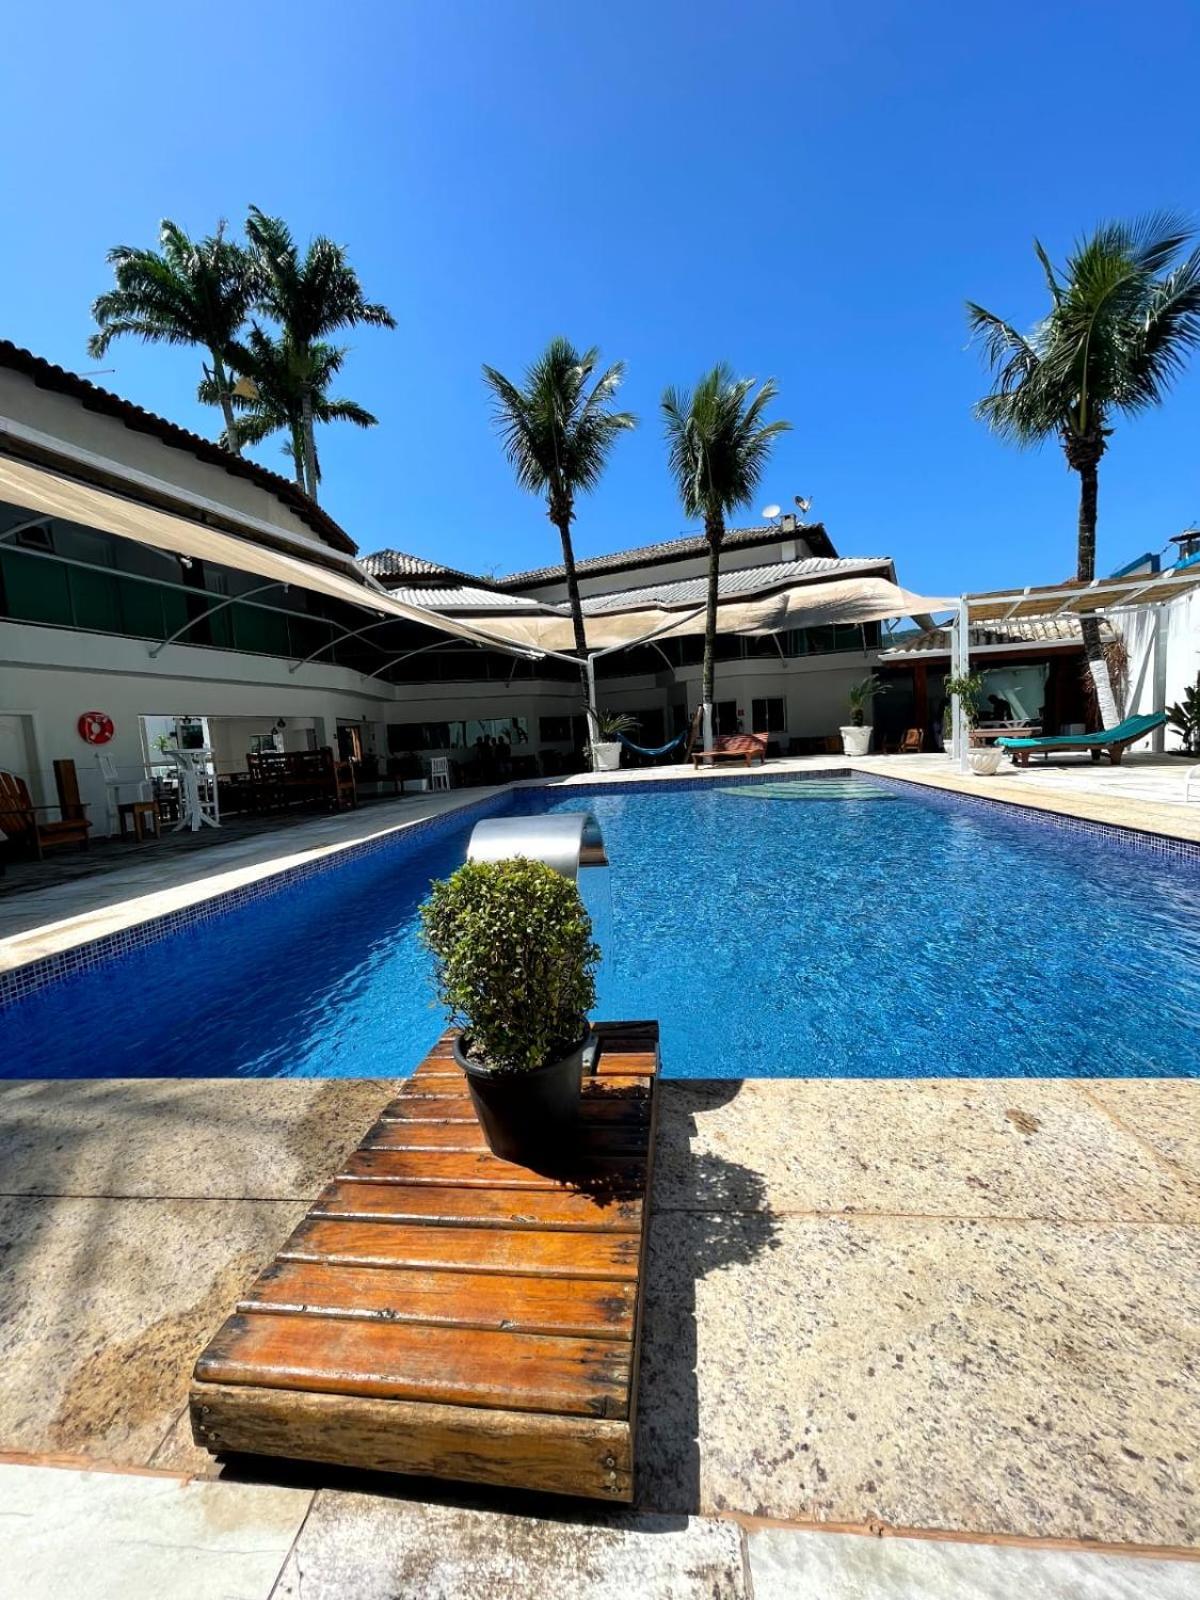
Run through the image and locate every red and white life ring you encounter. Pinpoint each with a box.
[78,711,115,745]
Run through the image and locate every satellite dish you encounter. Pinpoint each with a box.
[794,495,812,515]
[762,504,781,519]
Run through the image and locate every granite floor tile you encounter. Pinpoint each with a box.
[2,1462,311,1600]
[0,1194,304,1464]
[636,1210,1200,1545]
[1080,1081,1200,1193]
[0,1078,400,1199]
[271,1490,747,1599]
[653,1079,1200,1222]
[748,1527,1200,1599]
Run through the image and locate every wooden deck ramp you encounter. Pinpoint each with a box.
[189,1021,660,1501]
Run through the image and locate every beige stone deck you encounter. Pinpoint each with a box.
[1,1073,1197,1561]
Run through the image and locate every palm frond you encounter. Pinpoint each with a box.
[661,364,790,523]
[482,339,636,510]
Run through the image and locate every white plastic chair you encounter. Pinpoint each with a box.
[429,756,451,792]
[96,752,150,834]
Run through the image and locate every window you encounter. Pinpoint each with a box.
[539,716,572,742]
[714,700,739,734]
[751,696,786,733]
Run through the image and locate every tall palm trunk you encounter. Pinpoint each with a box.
[289,422,305,488]
[301,386,318,501]
[550,503,596,746]
[700,513,724,751]
[1067,434,1120,728]
[208,354,243,456]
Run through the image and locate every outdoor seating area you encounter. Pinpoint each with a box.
[997,710,1170,766]
[0,760,92,860]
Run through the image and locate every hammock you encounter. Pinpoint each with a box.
[615,727,690,758]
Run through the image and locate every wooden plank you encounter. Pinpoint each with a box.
[364,1116,649,1155]
[239,1260,636,1339]
[405,1072,653,1100]
[190,1382,633,1500]
[378,1094,650,1128]
[195,1311,631,1417]
[278,1219,643,1281]
[311,1179,644,1232]
[189,1020,659,1501]
[340,1148,648,1191]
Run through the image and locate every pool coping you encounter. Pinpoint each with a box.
[2,758,1197,1007]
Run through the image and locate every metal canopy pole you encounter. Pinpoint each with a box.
[147,580,289,659]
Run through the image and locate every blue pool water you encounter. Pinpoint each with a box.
[2,776,1198,1078]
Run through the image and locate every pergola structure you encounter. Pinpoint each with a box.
[945,568,1200,771]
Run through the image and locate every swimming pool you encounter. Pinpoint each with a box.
[2,774,1197,1077]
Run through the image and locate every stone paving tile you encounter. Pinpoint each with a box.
[270,1489,748,1600]
[0,1078,400,1199]
[1080,1081,1200,1193]
[748,1527,1200,1599]
[2,1462,311,1600]
[0,1195,304,1464]
[653,1079,1200,1222]
[636,1210,1200,1546]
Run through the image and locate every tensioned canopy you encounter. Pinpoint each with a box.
[965,569,1200,622]
[0,453,539,657]
[420,575,958,658]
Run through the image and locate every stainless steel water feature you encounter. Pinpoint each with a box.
[466,812,612,1063]
[466,812,607,881]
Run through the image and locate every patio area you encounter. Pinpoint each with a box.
[1,1069,1197,1594]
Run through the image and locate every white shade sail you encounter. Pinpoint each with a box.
[0,453,531,655]
[429,575,959,657]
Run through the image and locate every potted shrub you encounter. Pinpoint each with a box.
[420,857,600,1162]
[1168,672,1200,755]
[592,710,639,772]
[840,675,887,756]
[944,671,985,759]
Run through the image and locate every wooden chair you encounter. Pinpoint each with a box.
[0,765,92,859]
[899,728,924,753]
[691,733,769,768]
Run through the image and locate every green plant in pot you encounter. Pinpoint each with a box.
[592,709,639,772]
[841,674,888,755]
[420,857,600,1162]
[1167,671,1200,754]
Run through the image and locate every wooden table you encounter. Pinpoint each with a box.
[117,799,161,842]
[189,1021,660,1500]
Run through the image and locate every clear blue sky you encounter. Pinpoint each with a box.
[2,1,1198,594]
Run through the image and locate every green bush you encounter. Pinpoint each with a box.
[420,858,599,1074]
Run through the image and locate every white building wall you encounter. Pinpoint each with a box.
[0,620,386,826]
[0,371,339,552]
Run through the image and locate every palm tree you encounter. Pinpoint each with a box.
[481,338,636,732]
[244,208,395,500]
[200,327,378,486]
[967,213,1200,726]
[88,219,253,453]
[661,364,790,748]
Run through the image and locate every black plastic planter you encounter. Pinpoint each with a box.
[454,1029,588,1164]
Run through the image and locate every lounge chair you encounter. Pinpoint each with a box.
[691,732,768,768]
[996,711,1168,767]
[0,762,92,858]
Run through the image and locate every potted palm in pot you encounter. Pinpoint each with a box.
[420,857,600,1162]
[840,675,887,756]
[592,710,639,772]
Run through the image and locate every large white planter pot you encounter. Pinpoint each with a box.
[592,742,622,772]
[840,725,872,757]
[968,748,1004,776]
